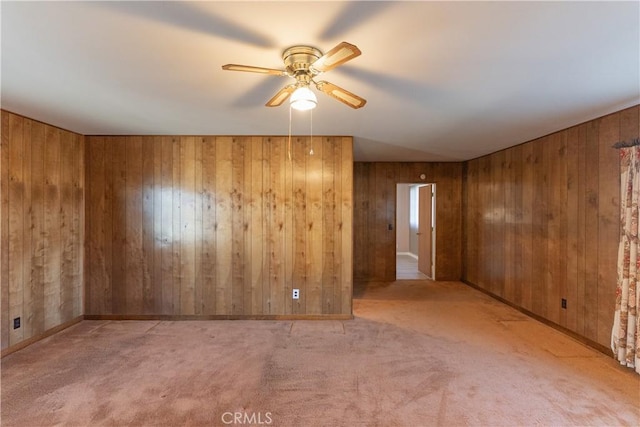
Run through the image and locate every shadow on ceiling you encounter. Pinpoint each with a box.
[92,1,275,48]
[337,66,450,107]
[319,2,395,41]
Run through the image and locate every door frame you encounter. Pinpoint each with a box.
[395,183,436,280]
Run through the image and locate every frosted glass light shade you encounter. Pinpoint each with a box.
[290,86,317,111]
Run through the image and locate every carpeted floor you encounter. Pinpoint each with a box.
[396,254,428,280]
[1,281,639,426]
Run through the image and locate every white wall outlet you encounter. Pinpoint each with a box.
[292,289,300,300]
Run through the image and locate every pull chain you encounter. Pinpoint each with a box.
[288,104,314,159]
[288,104,292,161]
[309,108,314,156]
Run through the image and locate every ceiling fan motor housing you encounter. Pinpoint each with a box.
[283,46,322,82]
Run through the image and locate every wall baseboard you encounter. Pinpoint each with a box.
[1,316,83,358]
[461,280,611,356]
[397,252,418,260]
[84,314,354,321]
[1,314,354,357]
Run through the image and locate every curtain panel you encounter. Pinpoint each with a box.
[612,146,640,374]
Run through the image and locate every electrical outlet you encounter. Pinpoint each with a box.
[292,289,300,300]
[561,298,567,309]
[13,317,20,329]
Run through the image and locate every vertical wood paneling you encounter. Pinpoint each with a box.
[465,160,479,285]
[583,120,600,340]
[249,137,264,315]
[103,136,114,316]
[491,151,505,296]
[376,164,390,281]
[83,135,353,318]
[126,136,143,314]
[215,136,232,314]
[283,139,294,316]
[512,145,524,305]
[141,137,155,314]
[366,162,376,280]
[231,137,245,315]
[478,156,491,288]
[341,137,353,314]
[261,138,272,314]
[620,106,640,143]
[270,137,286,314]
[171,137,182,314]
[531,137,547,316]
[307,137,323,314]
[59,129,74,322]
[547,132,567,325]
[596,114,620,344]
[30,123,46,332]
[373,164,389,281]
[322,137,336,313]
[73,133,84,318]
[292,137,306,315]
[240,138,252,314]
[241,138,252,315]
[575,124,587,335]
[503,150,515,302]
[1,113,10,349]
[520,142,534,311]
[19,121,32,339]
[201,136,216,314]
[565,126,582,331]
[8,114,25,344]
[462,106,639,348]
[434,163,462,281]
[152,136,164,313]
[161,137,175,314]
[352,161,462,282]
[353,163,371,280]
[1,111,84,351]
[86,137,103,314]
[332,138,344,314]
[194,137,203,315]
[111,137,127,314]
[5,104,636,350]
[180,136,196,314]
[514,145,525,304]
[43,126,61,330]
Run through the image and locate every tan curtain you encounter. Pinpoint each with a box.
[612,146,640,374]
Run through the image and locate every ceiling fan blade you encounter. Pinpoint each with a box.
[266,85,296,107]
[222,64,287,76]
[315,81,366,109]
[311,42,361,73]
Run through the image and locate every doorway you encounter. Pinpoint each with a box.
[396,183,435,280]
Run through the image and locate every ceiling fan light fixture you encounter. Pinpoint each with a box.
[222,41,365,109]
[290,86,317,111]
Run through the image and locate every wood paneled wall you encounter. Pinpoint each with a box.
[463,105,639,348]
[353,162,462,281]
[84,136,353,317]
[0,111,84,351]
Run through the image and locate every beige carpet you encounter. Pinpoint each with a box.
[2,281,639,426]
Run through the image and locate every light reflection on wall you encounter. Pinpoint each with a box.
[149,187,200,245]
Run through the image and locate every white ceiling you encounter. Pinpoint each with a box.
[2,1,639,161]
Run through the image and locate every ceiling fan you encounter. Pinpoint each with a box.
[222,41,366,110]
